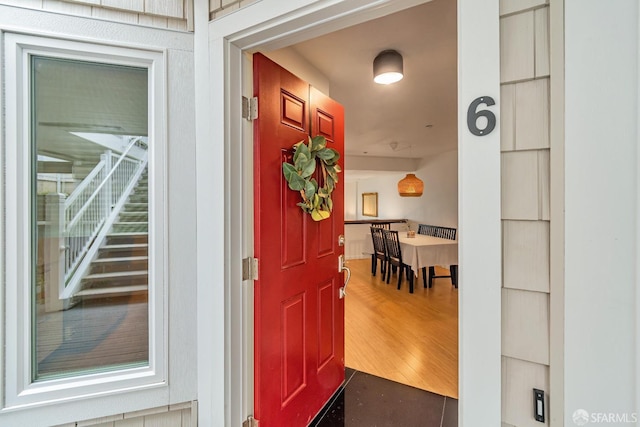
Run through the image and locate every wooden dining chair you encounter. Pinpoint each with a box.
[382,229,415,292]
[417,224,458,288]
[370,226,388,278]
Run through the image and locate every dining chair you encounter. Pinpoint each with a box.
[370,226,388,278]
[382,229,415,292]
[371,222,391,230]
[417,223,436,236]
[417,224,458,288]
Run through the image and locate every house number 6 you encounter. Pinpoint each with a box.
[467,96,496,136]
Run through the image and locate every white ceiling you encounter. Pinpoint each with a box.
[287,0,457,161]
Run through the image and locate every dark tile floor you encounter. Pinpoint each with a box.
[310,368,458,427]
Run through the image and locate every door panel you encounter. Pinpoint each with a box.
[281,293,306,404]
[254,53,345,427]
[281,92,307,130]
[317,279,336,368]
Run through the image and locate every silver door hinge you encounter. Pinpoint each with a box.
[243,415,259,427]
[242,257,259,281]
[242,96,258,121]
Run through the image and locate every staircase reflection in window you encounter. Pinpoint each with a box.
[33,56,150,379]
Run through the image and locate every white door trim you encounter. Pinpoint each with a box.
[457,0,502,425]
[196,1,501,425]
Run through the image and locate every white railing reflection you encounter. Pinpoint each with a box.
[46,137,148,301]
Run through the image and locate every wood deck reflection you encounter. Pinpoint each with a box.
[36,294,148,378]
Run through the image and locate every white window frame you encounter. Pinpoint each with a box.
[2,32,167,409]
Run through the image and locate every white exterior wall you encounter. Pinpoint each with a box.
[0,4,197,426]
[0,0,193,30]
[564,0,639,423]
[7,0,639,426]
[53,403,196,427]
[209,0,256,19]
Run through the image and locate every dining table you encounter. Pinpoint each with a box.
[363,232,458,281]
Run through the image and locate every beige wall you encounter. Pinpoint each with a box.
[499,0,551,426]
[0,0,193,30]
[264,47,331,95]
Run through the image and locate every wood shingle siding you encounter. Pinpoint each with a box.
[500,1,552,426]
[0,0,193,30]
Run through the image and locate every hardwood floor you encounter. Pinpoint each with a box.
[344,258,459,398]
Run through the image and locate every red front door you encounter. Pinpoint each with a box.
[253,53,345,427]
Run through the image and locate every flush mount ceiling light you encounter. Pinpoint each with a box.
[373,49,403,84]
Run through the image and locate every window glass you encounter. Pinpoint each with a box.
[32,56,149,380]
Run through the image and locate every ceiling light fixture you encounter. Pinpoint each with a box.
[373,50,403,85]
[397,173,424,197]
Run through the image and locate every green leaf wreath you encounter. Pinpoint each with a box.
[282,135,341,221]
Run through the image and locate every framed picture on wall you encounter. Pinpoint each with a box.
[362,192,378,217]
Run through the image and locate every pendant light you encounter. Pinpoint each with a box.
[397,173,424,197]
[373,50,403,85]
